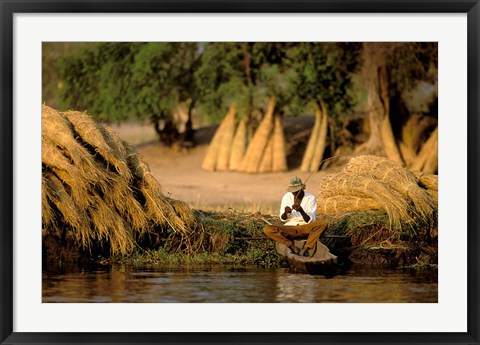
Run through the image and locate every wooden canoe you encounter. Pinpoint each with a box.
[275,239,338,275]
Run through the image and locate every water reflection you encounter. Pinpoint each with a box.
[42,264,437,303]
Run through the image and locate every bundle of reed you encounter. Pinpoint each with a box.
[229,117,247,171]
[238,97,275,173]
[258,135,274,173]
[42,105,196,257]
[300,101,329,172]
[63,110,132,181]
[344,155,436,221]
[201,105,236,171]
[413,172,438,205]
[272,115,288,172]
[42,106,101,185]
[300,107,321,172]
[121,139,192,237]
[414,172,438,191]
[215,107,237,171]
[318,195,381,214]
[319,172,412,229]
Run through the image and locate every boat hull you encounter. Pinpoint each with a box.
[276,240,338,275]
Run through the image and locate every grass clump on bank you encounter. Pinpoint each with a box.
[111,210,287,268]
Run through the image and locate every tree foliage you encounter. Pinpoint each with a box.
[58,42,200,145]
[54,42,436,152]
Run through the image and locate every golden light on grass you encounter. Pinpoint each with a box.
[42,105,196,256]
[319,155,438,233]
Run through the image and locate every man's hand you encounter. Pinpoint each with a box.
[281,206,292,221]
[292,203,310,223]
[292,203,302,211]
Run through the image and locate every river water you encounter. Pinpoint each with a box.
[42,264,437,303]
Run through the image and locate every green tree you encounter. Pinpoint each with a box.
[195,42,295,129]
[287,42,361,171]
[197,42,295,172]
[58,42,200,146]
[197,42,362,173]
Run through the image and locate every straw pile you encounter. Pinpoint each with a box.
[201,97,287,173]
[414,171,438,204]
[201,105,237,171]
[229,117,247,171]
[238,97,275,173]
[300,100,328,172]
[343,155,436,220]
[42,105,195,257]
[318,155,438,242]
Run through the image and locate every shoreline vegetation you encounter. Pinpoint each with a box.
[42,106,438,272]
[45,207,438,271]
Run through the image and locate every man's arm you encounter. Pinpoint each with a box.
[292,194,316,223]
[292,203,310,223]
[280,194,292,221]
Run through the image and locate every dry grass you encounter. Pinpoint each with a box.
[320,171,412,229]
[229,117,247,171]
[344,155,435,221]
[272,115,288,172]
[238,97,275,173]
[318,195,381,214]
[42,105,196,256]
[318,155,438,244]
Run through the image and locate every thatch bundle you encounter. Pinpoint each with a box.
[229,117,247,171]
[301,101,329,172]
[272,115,288,172]
[319,172,412,229]
[201,105,237,171]
[238,97,275,173]
[414,172,438,191]
[344,155,436,220]
[202,97,287,173]
[318,195,381,214]
[414,172,438,205]
[42,105,195,256]
[319,155,438,231]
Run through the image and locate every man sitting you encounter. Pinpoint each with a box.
[263,176,328,257]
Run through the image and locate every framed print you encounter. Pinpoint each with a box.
[1,0,479,344]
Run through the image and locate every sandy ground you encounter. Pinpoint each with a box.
[111,120,330,214]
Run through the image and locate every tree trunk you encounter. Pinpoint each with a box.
[399,114,437,167]
[378,64,403,163]
[355,43,403,163]
[411,127,438,173]
[181,101,195,148]
[423,133,438,174]
[399,142,416,168]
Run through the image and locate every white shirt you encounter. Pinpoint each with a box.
[279,191,317,226]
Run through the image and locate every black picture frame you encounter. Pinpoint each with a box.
[1,1,479,344]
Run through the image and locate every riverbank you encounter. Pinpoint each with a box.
[42,118,437,273]
[45,208,437,273]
